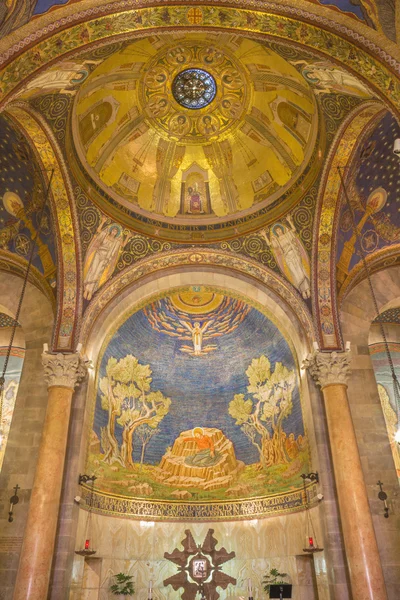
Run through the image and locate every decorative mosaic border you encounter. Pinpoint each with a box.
[80,248,314,346]
[0,4,399,116]
[312,101,382,350]
[7,104,82,351]
[80,481,318,521]
[1,0,399,75]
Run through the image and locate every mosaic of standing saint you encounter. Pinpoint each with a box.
[73,34,317,223]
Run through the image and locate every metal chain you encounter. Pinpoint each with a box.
[0,170,54,430]
[338,166,400,421]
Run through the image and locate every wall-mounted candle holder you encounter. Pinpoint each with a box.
[377,481,389,518]
[8,484,20,522]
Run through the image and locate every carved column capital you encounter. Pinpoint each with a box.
[42,352,90,390]
[303,350,351,388]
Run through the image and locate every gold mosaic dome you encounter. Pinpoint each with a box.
[72,33,319,238]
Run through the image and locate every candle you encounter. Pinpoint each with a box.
[85,539,90,550]
[248,578,253,597]
[149,580,153,595]
[308,536,314,547]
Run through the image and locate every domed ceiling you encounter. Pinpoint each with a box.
[72,34,318,233]
[86,287,310,520]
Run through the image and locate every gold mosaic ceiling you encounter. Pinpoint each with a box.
[72,34,318,229]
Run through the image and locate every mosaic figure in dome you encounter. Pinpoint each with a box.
[83,216,130,300]
[0,0,36,37]
[299,61,371,96]
[271,99,312,148]
[179,167,212,216]
[262,216,311,299]
[20,60,100,97]
[78,97,120,149]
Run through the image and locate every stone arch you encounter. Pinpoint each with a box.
[4,102,82,351]
[79,249,315,357]
[312,100,384,350]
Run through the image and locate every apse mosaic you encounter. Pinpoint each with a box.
[336,111,400,288]
[87,288,309,512]
[72,34,317,223]
[0,115,57,285]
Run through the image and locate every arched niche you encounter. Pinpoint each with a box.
[78,265,321,519]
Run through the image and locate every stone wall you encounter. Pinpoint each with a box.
[0,273,54,600]
[69,508,328,600]
[340,266,400,600]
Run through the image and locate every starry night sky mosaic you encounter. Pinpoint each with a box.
[336,111,400,272]
[0,115,56,277]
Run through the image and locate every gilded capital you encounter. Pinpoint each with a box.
[42,352,90,390]
[303,350,351,388]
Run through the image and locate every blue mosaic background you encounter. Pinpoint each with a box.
[94,296,305,466]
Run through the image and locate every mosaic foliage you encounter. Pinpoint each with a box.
[87,289,309,507]
[3,0,389,39]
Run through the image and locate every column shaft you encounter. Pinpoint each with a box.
[13,385,73,600]
[12,352,88,600]
[322,382,387,600]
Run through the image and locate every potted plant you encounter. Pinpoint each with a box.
[110,572,135,597]
[263,568,289,596]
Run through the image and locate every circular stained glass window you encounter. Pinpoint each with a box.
[172,68,216,109]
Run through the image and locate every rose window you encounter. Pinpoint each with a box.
[172,68,216,109]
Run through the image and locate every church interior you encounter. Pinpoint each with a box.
[0,1,399,599]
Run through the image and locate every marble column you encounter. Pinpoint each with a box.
[304,350,387,600]
[13,352,89,600]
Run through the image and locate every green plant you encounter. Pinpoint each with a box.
[110,573,135,596]
[263,568,289,595]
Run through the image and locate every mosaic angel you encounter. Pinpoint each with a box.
[83,216,130,300]
[262,216,311,299]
